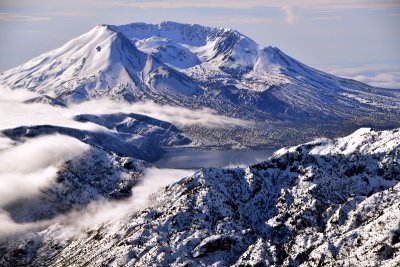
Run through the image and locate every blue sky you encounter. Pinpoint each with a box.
[0,0,399,88]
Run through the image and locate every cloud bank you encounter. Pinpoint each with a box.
[0,164,194,237]
[323,63,400,89]
[130,167,193,210]
[0,135,195,236]
[0,134,88,236]
[70,100,252,129]
[0,86,251,131]
[0,87,106,132]
[62,167,194,232]
[0,85,208,237]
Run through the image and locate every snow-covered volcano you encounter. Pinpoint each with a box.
[1,21,399,123]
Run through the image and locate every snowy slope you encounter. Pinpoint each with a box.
[1,127,399,266]
[1,21,399,126]
[0,24,202,103]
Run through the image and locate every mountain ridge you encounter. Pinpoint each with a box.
[1,21,399,148]
[1,127,399,266]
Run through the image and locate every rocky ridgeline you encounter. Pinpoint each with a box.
[1,128,399,266]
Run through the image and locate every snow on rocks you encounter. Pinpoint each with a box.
[1,127,399,266]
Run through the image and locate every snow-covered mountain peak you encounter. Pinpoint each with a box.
[0,22,208,102]
[0,24,145,100]
[110,21,244,46]
[107,21,260,71]
[1,21,399,132]
[259,46,289,66]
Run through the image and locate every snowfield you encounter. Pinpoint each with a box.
[0,21,399,266]
[1,127,399,266]
[1,21,399,148]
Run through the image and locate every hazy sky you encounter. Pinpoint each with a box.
[0,0,399,88]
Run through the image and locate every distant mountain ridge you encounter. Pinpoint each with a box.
[2,112,191,162]
[1,21,399,147]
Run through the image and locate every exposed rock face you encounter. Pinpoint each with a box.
[1,128,399,266]
[23,95,67,107]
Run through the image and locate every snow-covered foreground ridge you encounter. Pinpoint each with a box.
[1,127,399,266]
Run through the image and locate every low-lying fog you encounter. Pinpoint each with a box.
[0,86,252,131]
[0,86,270,238]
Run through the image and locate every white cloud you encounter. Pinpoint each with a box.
[63,167,193,228]
[0,135,88,206]
[0,13,52,22]
[0,87,107,132]
[322,63,400,89]
[0,167,58,206]
[0,135,14,150]
[69,100,253,128]
[130,167,193,210]
[0,86,252,132]
[0,131,194,237]
[0,134,88,236]
[281,6,296,25]
[14,165,192,236]
[0,135,88,174]
[0,88,252,131]
[0,211,54,237]
[0,86,249,236]
[352,73,400,89]
[2,128,187,238]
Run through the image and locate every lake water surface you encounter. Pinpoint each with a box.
[155,148,278,169]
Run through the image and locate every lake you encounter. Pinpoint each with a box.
[155,148,278,169]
